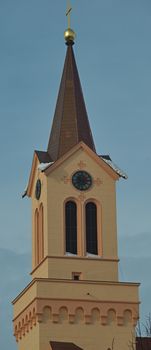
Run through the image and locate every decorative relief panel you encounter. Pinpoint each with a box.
[78,193,86,202]
[13,298,139,342]
[77,161,87,169]
[61,176,71,184]
[62,175,102,187]
[93,178,103,186]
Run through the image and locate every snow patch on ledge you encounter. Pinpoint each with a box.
[65,252,78,257]
[22,185,28,198]
[100,156,128,179]
[38,162,54,171]
[86,253,101,258]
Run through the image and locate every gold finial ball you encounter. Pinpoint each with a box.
[64,28,76,44]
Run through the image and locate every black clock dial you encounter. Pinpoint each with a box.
[72,171,92,191]
[35,179,41,200]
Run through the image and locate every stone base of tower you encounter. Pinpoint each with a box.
[13,278,139,350]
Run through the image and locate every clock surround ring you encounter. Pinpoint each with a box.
[72,171,92,191]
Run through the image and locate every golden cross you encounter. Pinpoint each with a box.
[66,1,72,29]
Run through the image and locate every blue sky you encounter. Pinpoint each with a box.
[0,0,151,349]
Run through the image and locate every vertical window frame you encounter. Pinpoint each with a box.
[84,199,102,257]
[65,200,77,255]
[35,208,39,266]
[39,203,44,261]
[34,203,44,268]
[63,198,82,256]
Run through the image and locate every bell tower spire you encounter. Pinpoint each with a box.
[13,6,139,350]
[47,4,95,161]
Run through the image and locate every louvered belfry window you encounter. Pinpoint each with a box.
[86,202,98,255]
[65,201,77,254]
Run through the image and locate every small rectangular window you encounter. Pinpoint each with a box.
[72,272,81,281]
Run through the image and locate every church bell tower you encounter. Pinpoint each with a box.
[13,8,139,350]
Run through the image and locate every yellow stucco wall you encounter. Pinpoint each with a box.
[18,324,40,350]
[31,147,119,281]
[13,279,139,318]
[46,148,118,259]
[31,256,119,281]
[15,300,138,350]
[40,322,135,350]
[13,145,139,350]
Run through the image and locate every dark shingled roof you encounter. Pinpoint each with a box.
[35,150,52,163]
[136,337,151,350]
[47,43,96,162]
[101,155,112,161]
[50,342,84,350]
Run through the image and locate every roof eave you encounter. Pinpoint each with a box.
[44,141,119,181]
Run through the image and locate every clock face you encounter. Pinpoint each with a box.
[72,171,92,191]
[35,179,41,200]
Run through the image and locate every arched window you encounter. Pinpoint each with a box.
[39,204,44,261]
[86,202,98,255]
[65,201,77,254]
[35,209,39,265]
[34,205,44,267]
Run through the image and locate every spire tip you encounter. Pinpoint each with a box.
[64,1,76,45]
[64,28,76,45]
